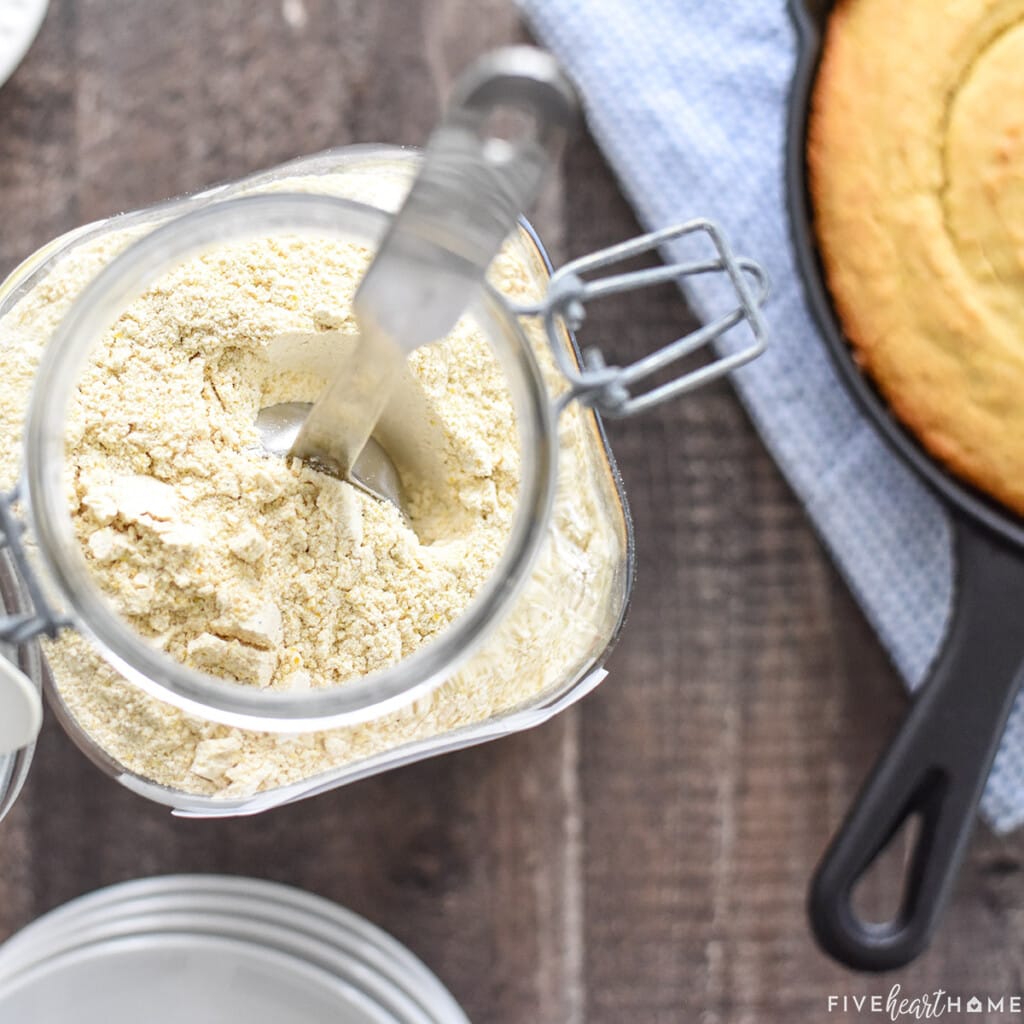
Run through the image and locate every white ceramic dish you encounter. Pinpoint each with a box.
[0,0,47,90]
[0,875,470,1024]
[0,935,397,1024]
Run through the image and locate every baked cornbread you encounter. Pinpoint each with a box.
[809,0,1024,514]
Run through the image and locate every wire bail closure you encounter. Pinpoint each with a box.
[518,218,769,418]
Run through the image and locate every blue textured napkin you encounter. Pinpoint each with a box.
[518,0,1024,831]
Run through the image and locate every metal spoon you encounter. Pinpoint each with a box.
[256,403,403,505]
[256,46,577,508]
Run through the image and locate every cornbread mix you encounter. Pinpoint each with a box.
[0,144,766,814]
[809,0,1024,514]
[0,169,626,798]
[64,234,516,694]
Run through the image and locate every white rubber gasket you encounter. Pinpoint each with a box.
[0,657,41,755]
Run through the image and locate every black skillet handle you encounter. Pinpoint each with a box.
[790,0,831,39]
[809,513,1024,970]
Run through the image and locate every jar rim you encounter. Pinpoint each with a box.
[23,190,557,730]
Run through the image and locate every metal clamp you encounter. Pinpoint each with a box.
[0,485,69,644]
[518,219,769,418]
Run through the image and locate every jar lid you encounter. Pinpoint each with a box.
[22,193,556,732]
[0,875,470,1024]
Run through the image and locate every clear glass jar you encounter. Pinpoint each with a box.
[0,146,766,817]
[0,147,631,815]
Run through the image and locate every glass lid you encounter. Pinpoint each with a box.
[22,193,557,732]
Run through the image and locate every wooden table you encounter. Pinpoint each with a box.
[1,3,1023,1021]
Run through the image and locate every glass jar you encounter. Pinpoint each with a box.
[0,146,767,817]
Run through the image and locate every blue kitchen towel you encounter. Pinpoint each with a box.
[518,0,1024,831]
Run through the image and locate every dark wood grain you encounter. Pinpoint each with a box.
[1,2,1023,1022]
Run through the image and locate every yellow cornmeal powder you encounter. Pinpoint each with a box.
[65,233,517,691]
[0,171,624,801]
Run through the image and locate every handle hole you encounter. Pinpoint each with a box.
[849,811,923,928]
[481,103,538,148]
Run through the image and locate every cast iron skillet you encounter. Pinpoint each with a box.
[788,0,1024,971]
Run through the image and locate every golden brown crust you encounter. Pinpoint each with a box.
[808,0,1024,516]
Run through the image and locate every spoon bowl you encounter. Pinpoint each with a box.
[255,402,405,509]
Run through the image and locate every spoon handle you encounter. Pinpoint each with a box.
[289,47,577,479]
[355,45,577,348]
